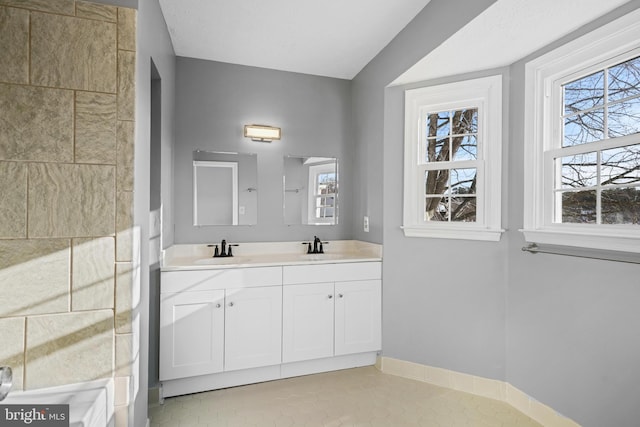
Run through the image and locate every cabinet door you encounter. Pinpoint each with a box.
[283,283,335,363]
[334,280,382,356]
[225,286,283,371]
[159,290,225,381]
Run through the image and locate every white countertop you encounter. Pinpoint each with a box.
[161,240,382,271]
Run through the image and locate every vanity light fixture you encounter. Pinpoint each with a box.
[244,124,281,142]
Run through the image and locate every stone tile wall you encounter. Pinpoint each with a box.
[0,1,136,425]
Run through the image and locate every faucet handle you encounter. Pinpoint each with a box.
[302,242,312,253]
[227,244,239,257]
[207,244,220,257]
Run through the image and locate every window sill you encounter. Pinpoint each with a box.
[520,228,640,254]
[402,225,504,242]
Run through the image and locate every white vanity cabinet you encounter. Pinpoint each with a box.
[159,267,282,381]
[224,286,282,371]
[160,289,225,380]
[282,262,382,363]
[282,282,335,363]
[160,259,382,397]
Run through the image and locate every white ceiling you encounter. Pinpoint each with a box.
[392,0,632,86]
[159,0,632,83]
[158,0,432,80]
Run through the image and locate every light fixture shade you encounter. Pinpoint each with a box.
[244,124,281,142]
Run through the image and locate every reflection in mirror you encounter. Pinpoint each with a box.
[193,150,258,226]
[284,156,338,225]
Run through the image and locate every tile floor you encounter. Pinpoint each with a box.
[149,366,543,427]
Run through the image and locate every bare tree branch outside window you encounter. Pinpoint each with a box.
[559,55,640,224]
[424,108,478,222]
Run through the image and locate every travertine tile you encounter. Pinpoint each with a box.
[0,239,70,316]
[31,12,116,92]
[507,383,532,415]
[117,50,135,120]
[115,262,133,333]
[76,0,116,22]
[116,191,134,261]
[28,163,116,238]
[384,358,425,382]
[0,84,74,162]
[115,333,132,376]
[117,7,136,51]
[117,120,134,190]
[0,161,27,238]
[424,364,453,388]
[0,0,74,15]
[0,6,29,84]
[0,317,25,391]
[72,237,115,311]
[75,92,117,164]
[25,310,114,389]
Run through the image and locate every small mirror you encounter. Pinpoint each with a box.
[284,156,338,225]
[193,150,258,226]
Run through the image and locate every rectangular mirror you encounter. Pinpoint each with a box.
[284,156,338,225]
[193,150,258,226]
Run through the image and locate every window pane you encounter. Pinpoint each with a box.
[601,144,640,185]
[558,152,597,189]
[608,56,640,102]
[560,190,597,223]
[563,70,604,114]
[601,187,640,224]
[427,111,450,137]
[449,168,476,195]
[563,109,604,146]
[451,108,478,135]
[425,169,449,195]
[452,135,477,161]
[425,137,448,162]
[451,196,476,222]
[425,196,448,221]
[608,97,640,138]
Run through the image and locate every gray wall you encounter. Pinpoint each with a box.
[381,68,510,381]
[351,0,498,244]
[351,0,640,426]
[173,58,353,244]
[136,0,176,425]
[504,3,640,426]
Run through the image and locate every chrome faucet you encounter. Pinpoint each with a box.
[208,239,239,257]
[0,366,12,402]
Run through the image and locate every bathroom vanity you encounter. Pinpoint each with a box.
[159,241,381,397]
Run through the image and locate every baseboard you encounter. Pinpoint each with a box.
[377,357,580,427]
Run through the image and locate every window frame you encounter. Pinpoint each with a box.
[403,75,503,241]
[523,9,640,253]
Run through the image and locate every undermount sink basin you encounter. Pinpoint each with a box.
[194,257,251,265]
[298,253,346,261]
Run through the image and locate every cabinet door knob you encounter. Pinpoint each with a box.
[215,303,221,308]
[228,302,234,307]
[328,294,333,299]
[338,294,344,298]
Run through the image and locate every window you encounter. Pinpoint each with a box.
[523,9,640,252]
[308,162,337,224]
[403,75,503,241]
